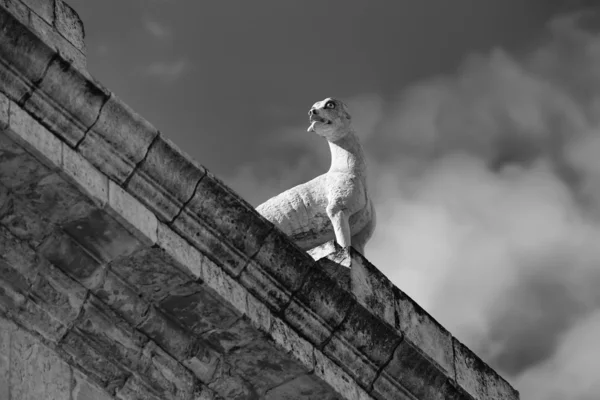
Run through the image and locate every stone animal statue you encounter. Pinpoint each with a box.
[257,97,376,255]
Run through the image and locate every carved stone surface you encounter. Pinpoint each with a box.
[257,97,376,255]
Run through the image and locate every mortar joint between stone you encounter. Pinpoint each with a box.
[123,129,160,188]
[368,334,404,393]
[318,301,355,352]
[75,91,111,150]
[248,224,275,262]
[16,52,60,107]
[263,371,309,398]
[60,289,92,342]
[168,168,207,226]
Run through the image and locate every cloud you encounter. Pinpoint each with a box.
[142,59,189,81]
[143,16,172,41]
[226,9,600,399]
[515,309,600,399]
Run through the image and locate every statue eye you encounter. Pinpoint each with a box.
[325,101,336,109]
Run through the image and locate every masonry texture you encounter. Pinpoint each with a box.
[0,1,520,399]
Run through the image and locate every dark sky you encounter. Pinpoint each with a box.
[68,0,555,181]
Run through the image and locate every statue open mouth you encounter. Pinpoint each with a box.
[307,115,331,132]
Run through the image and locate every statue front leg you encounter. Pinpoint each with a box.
[327,205,351,248]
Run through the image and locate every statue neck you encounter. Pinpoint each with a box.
[327,129,367,175]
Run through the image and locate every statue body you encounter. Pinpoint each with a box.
[257,98,376,255]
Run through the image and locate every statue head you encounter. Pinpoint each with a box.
[307,97,352,141]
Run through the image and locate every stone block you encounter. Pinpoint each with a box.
[12,173,96,227]
[395,287,455,378]
[325,304,401,384]
[0,223,38,278]
[0,264,68,343]
[183,339,221,384]
[239,227,318,314]
[199,256,247,315]
[25,56,107,146]
[160,284,239,335]
[176,171,272,257]
[39,230,103,281]
[203,318,261,355]
[314,349,372,400]
[61,208,143,264]
[323,334,379,389]
[246,291,272,333]
[223,339,307,396]
[294,264,354,334]
[21,0,54,24]
[107,180,158,244]
[270,316,315,371]
[0,259,29,312]
[92,268,149,327]
[110,247,192,303]
[349,249,395,327]
[283,298,335,347]
[55,0,85,51]
[251,228,314,293]
[72,368,114,400]
[264,373,341,400]
[79,94,158,184]
[14,298,68,342]
[62,144,109,206]
[29,11,86,71]
[141,341,196,399]
[372,337,458,400]
[137,306,196,360]
[10,327,72,400]
[29,260,87,327]
[73,296,148,371]
[0,130,52,189]
[319,258,350,292]
[172,203,249,277]
[208,373,258,400]
[115,376,162,400]
[453,337,519,400]
[0,7,55,102]
[126,134,206,222]
[157,222,204,278]
[240,260,292,313]
[0,189,52,245]
[369,376,415,400]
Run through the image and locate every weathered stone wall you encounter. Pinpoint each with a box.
[0,315,111,400]
[0,96,344,399]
